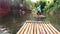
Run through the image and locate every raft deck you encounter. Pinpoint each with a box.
[17,20,60,34]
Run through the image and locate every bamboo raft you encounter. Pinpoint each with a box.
[17,20,60,34]
[36,15,46,18]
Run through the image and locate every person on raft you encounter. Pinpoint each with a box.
[36,5,42,15]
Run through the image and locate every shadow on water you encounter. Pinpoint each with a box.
[0,11,31,34]
[0,10,60,34]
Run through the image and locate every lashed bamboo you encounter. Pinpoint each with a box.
[17,21,60,34]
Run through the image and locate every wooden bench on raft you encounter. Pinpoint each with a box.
[17,20,60,34]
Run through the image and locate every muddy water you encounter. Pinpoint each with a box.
[0,11,60,34]
[0,12,31,34]
[43,11,60,32]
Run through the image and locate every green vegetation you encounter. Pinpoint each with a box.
[24,0,54,11]
[44,0,60,26]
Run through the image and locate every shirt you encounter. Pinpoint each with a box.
[36,5,41,12]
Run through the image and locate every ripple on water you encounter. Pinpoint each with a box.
[0,25,10,34]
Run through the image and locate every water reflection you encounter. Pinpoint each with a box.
[0,11,60,34]
[44,11,60,32]
[0,11,31,34]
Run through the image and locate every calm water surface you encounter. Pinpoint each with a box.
[0,11,60,34]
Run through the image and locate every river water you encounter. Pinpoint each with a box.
[0,11,60,34]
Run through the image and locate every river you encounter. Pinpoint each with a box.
[0,11,60,34]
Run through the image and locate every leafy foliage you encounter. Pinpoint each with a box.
[24,0,54,11]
